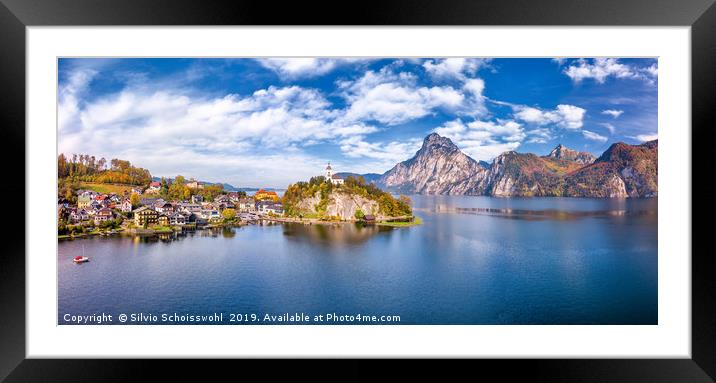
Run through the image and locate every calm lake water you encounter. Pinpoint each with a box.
[58,196,658,325]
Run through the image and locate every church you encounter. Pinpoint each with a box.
[324,163,344,185]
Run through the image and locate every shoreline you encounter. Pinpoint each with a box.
[58,221,248,240]
[58,215,420,240]
[264,215,418,227]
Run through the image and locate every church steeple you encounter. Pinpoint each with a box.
[325,162,333,179]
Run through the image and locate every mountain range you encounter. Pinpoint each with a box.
[338,133,657,198]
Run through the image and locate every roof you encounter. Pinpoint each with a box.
[150,181,161,187]
[257,200,282,206]
[326,163,332,170]
[332,175,343,179]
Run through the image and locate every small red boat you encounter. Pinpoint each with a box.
[73,255,89,263]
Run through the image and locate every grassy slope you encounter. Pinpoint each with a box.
[77,182,136,195]
[377,216,422,227]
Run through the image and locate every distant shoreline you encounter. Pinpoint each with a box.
[58,215,420,240]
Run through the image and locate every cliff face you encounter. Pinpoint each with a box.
[379,133,489,195]
[292,191,382,220]
[294,192,322,213]
[370,133,657,198]
[485,152,581,197]
[324,192,380,219]
[562,140,658,198]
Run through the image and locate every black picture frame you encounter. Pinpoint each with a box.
[1,0,713,381]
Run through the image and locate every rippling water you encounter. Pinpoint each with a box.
[58,196,657,325]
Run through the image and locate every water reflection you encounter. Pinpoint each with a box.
[281,222,393,247]
[414,206,659,221]
[413,196,657,222]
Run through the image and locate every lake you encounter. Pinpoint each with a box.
[58,196,658,325]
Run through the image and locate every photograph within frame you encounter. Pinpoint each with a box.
[55,56,659,326]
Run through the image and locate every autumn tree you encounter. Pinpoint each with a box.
[222,208,237,221]
[198,184,224,201]
[57,153,151,185]
[130,193,140,208]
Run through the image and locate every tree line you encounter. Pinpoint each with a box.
[58,153,152,185]
[158,175,244,202]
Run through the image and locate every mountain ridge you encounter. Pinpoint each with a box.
[345,133,657,198]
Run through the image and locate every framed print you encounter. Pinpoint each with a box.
[2,0,715,381]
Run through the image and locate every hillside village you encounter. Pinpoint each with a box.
[57,167,287,237]
[56,148,399,236]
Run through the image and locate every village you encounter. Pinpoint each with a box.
[57,179,286,238]
[56,161,418,239]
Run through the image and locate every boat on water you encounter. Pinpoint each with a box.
[73,245,89,263]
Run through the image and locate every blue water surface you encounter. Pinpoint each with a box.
[58,196,658,325]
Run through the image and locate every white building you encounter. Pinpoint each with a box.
[169,212,186,225]
[256,201,284,216]
[325,163,344,185]
[120,199,133,213]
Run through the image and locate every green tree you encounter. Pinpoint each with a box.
[222,208,237,221]
[168,175,189,201]
[160,177,169,196]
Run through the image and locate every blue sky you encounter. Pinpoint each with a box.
[58,57,658,188]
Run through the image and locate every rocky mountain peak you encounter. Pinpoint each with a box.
[379,133,487,195]
[545,144,596,165]
[421,133,459,152]
[547,143,570,158]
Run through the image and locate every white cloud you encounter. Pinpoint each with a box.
[338,66,485,125]
[463,141,521,160]
[602,109,624,118]
[432,118,524,161]
[422,58,489,80]
[563,58,657,84]
[467,120,525,142]
[600,123,616,134]
[462,78,486,109]
[513,104,586,130]
[526,128,553,144]
[631,133,658,142]
[58,68,97,135]
[58,76,388,186]
[132,149,330,188]
[257,58,366,79]
[338,135,423,170]
[582,130,608,143]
